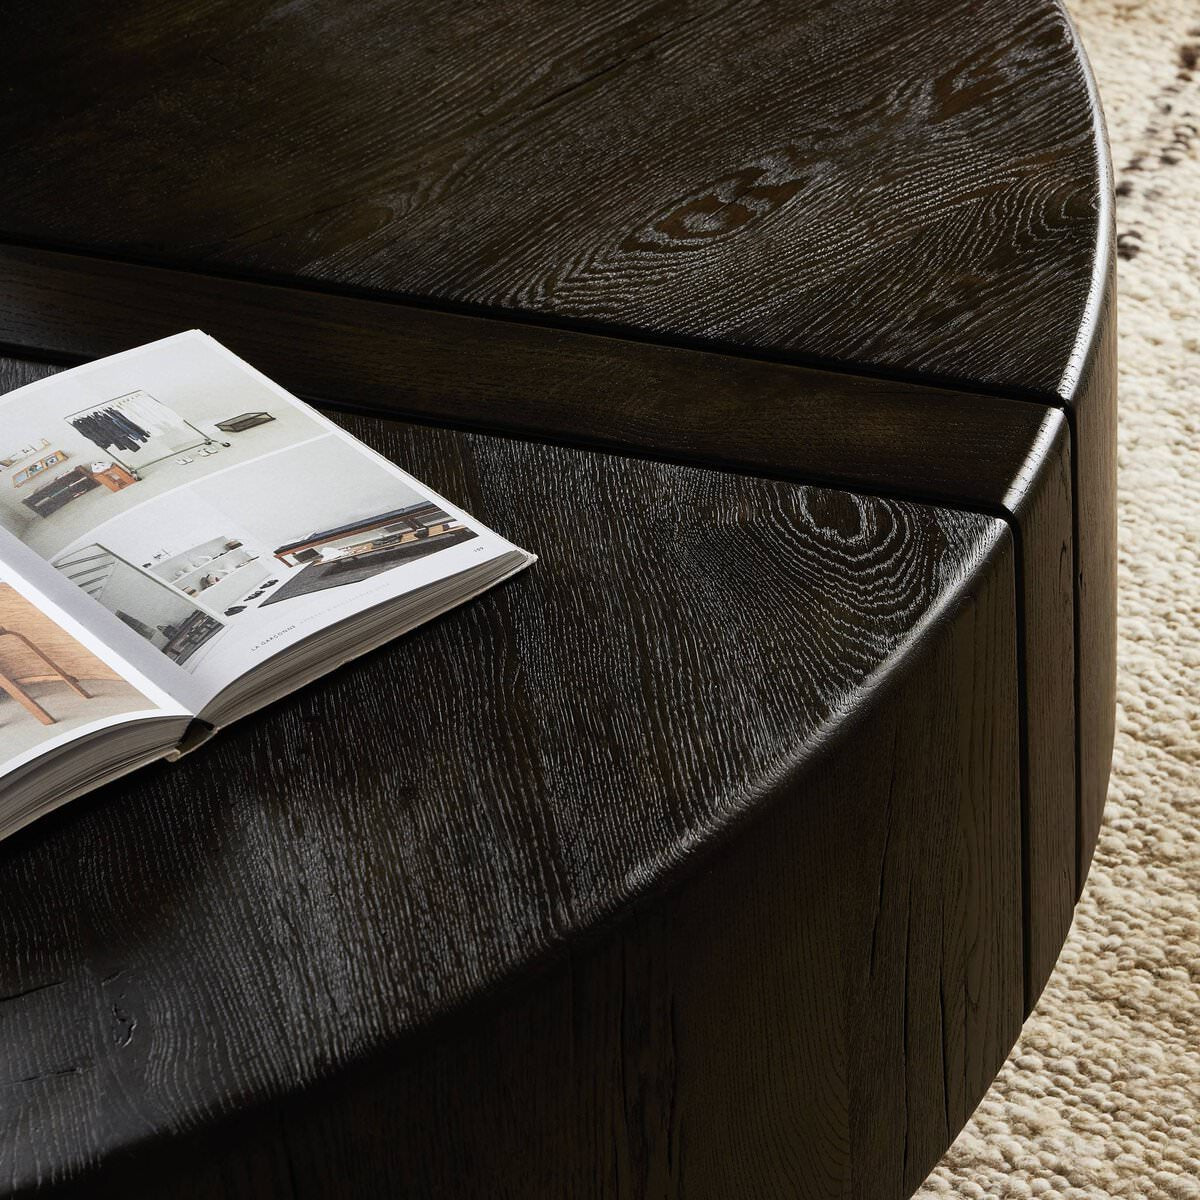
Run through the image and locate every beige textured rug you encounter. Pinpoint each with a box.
[917,2,1200,1196]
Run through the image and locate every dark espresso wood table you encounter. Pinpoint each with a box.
[0,3,1114,1197]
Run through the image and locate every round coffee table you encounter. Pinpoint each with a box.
[0,1,1114,1196]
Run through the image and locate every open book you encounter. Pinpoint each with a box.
[0,331,533,840]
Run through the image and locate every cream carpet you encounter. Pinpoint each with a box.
[916,2,1200,1196]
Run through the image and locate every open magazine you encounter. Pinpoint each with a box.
[0,331,533,840]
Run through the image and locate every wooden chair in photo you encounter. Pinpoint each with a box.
[0,627,92,726]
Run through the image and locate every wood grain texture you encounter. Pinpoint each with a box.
[0,400,1012,1195]
[0,243,1061,513]
[846,532,1021,1197]
[3,483,1021,1200]
[0,0,1101,397]
[0,254,1086,1010]
[0,0,1118,1190]
[0,0,1115,924]
[0,0,1116,914]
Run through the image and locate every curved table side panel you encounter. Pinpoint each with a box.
[1064,271,1117,892]
[1000,415,1078,1011]
[65,520,1021,1200]
[1053,10,1118,893]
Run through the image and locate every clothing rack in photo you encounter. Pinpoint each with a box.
[63,390,231,480]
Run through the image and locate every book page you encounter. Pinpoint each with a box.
[0,332,525,710]
[0,564,187,782]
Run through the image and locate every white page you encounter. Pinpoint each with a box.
[0,331,529,712]
[0,563,187,781]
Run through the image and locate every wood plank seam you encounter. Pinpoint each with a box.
[0,232,1070,408]
[1056,2,1117,900]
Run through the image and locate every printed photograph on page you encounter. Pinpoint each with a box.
[0,335,483,678]
[0,566,179,777]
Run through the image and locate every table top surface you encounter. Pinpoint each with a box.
[0,365,1007,1175]
[0,0,1107,1186]
[0,0,1101,398]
